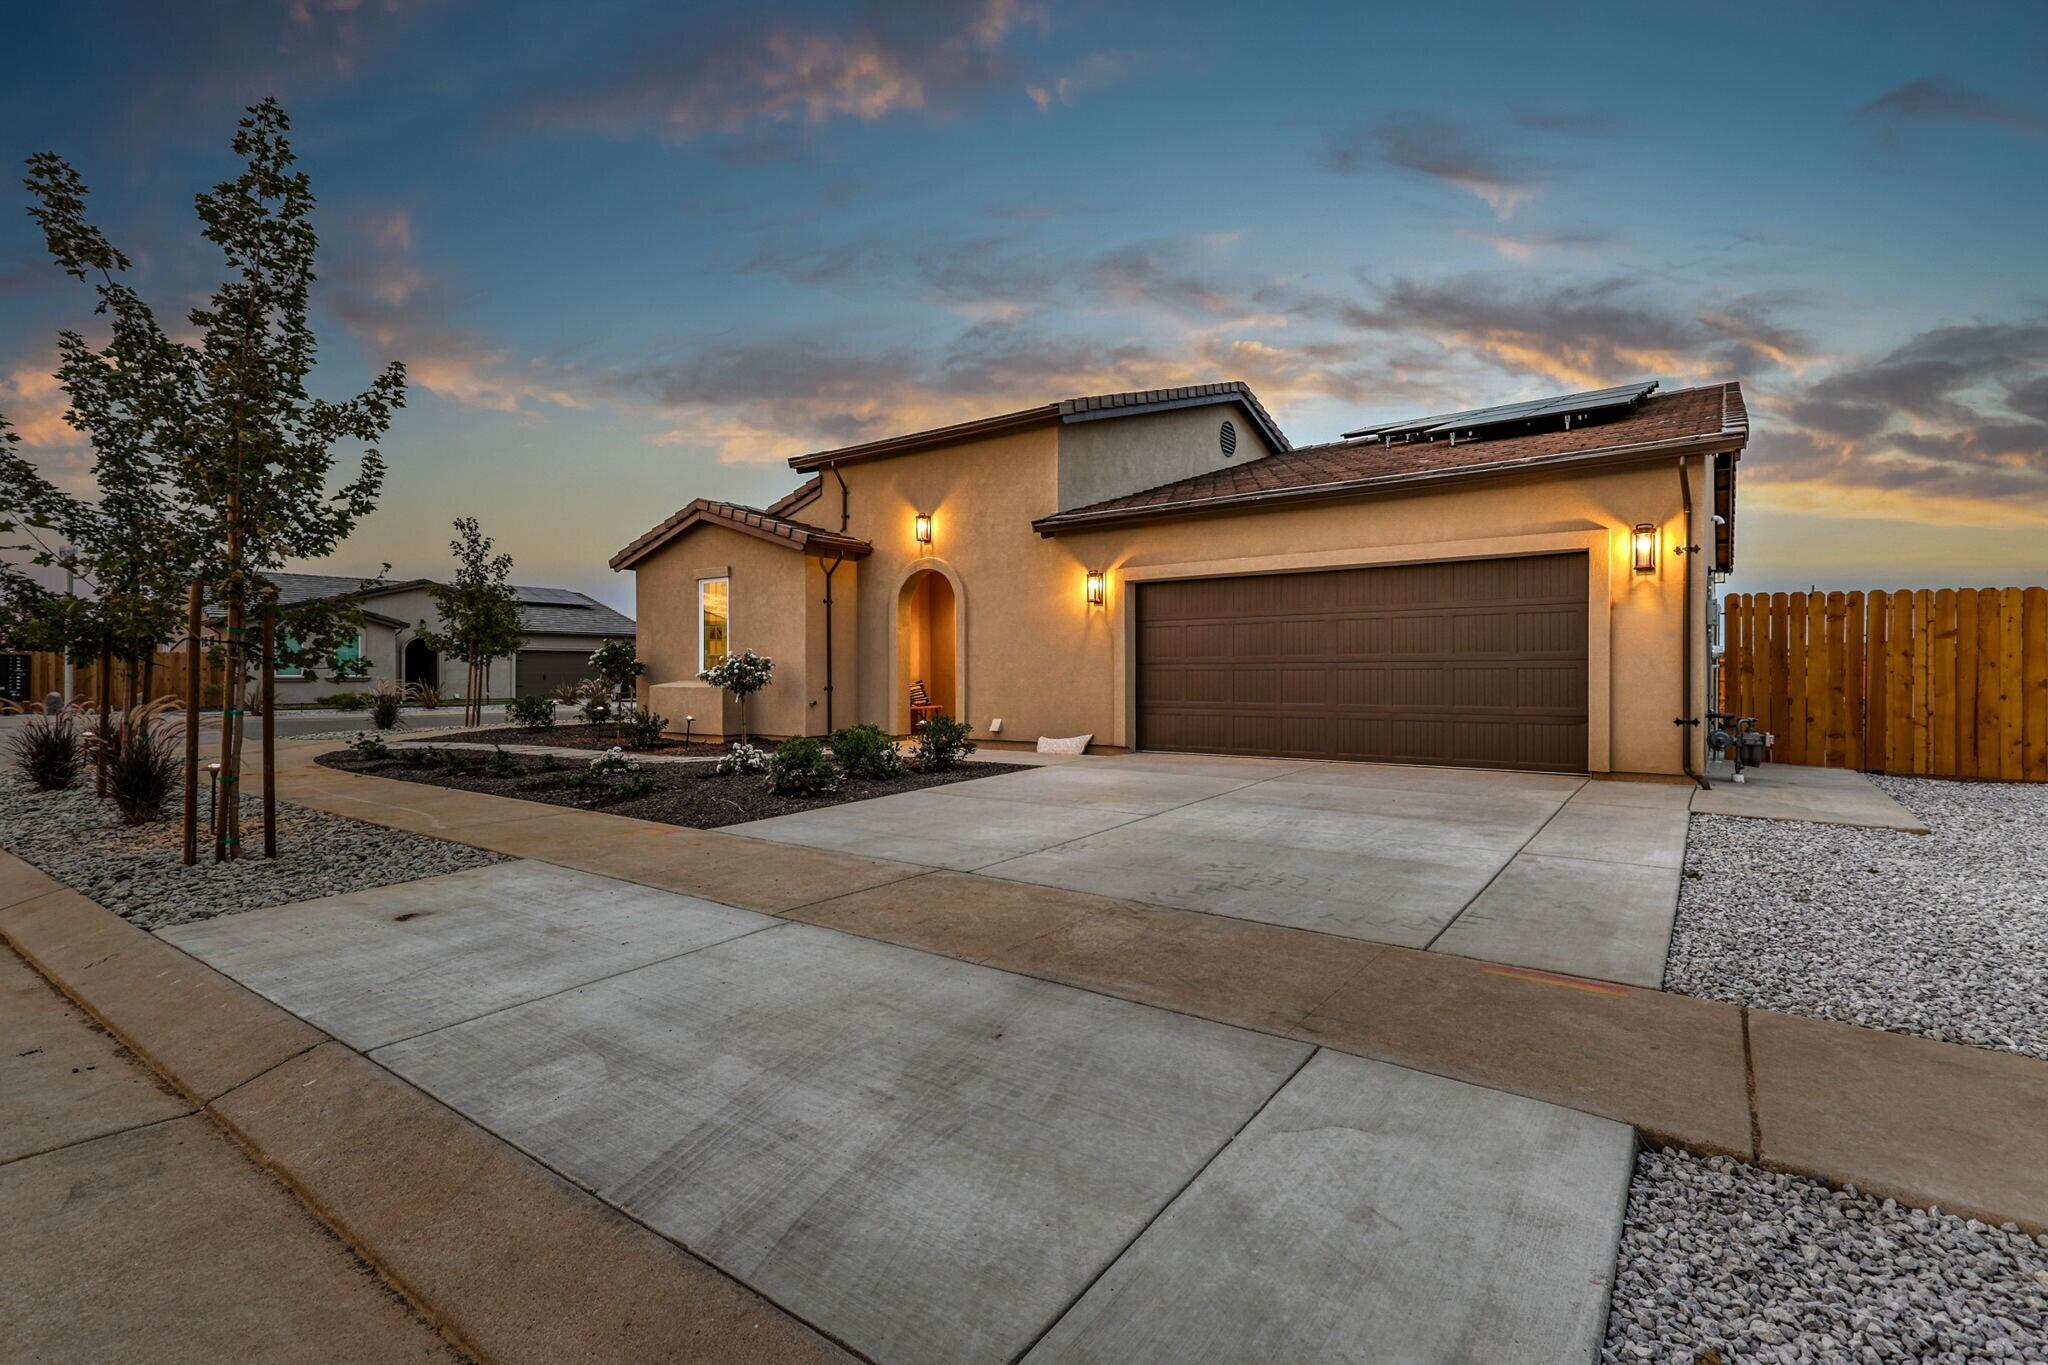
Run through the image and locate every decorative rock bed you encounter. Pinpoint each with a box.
[1604,1148,2048,1363]
[0,772,501,931]
[1664,775,2048,1060]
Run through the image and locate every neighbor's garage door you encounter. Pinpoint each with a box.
[515,649,596,697]
[1137,553,1588,772]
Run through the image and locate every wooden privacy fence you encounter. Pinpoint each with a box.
[1721,588,2048,781]
[0,648,229,712]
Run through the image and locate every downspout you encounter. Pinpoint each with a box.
[1677,455,1709,790]
[820,460,851,734]
[820,551,845,734]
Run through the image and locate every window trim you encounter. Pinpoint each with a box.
[697,576,731,674]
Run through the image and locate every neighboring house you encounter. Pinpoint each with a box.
[207,572,635,705]
[612,379,1745,776]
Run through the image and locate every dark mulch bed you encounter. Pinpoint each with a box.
[314,748,1030,828]
[417,723,721,754]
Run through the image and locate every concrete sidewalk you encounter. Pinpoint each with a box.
[163,860,1638,1365]
[0,945,465,1365]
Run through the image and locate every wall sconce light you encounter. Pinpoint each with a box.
[1631,523,1658,574]
[913,513,933,547]
[1084,570,1106,606]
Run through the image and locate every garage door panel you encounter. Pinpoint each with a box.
[1136,554,1589,773]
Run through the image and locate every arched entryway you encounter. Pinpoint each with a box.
[403,637,439,690]
[896,567,959,732]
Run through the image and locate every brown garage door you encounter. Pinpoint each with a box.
[1137,553,1588,772]
[515,649,597,697]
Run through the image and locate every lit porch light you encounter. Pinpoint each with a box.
[1631,523,1658,574]
[913,513,933,547]
[1084,570,1106,606]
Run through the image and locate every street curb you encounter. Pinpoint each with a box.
[0,850,851,1365]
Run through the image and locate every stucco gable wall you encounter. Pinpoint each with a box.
[1055,400,1276,514]
[627,520,822,739]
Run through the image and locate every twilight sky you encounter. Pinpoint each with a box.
[4,0,2045,614]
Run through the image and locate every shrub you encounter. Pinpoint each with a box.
[715,742,769,776]
[485,746,518,777]
[346,733,392,760]
[576,678,614,727]
[766,736,842,796]
[613,774,657,800]
[913,714,976,772]
[410,683,442,710]
[829,723,906,780]
[697,649,774,742]
[618,706,669,749]
[323,691,368,711]
[588,746,632,776]
[368,679,406,731]
[549,682,581,703]
[537,752,561,772]
[9,713,81,790]
[398,745,431,766]
[506,694,556,730]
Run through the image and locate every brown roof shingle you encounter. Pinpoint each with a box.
[786,381,1289,471]
[610,496,872,571]
[1034,381,1748,532]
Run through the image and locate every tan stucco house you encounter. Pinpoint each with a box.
[612,379,1745,776]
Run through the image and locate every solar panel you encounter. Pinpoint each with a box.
[1342,380,1658,442]
[513,585,592,607]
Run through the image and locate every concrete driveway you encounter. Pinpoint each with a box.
[728,753,1691,988]
[164,859,1633,1365]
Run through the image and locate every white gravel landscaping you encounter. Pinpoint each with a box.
[1664,776,2048,1059]
[1605,1148,2048,1364]
[0,772,501,931]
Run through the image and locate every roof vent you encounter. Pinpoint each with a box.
[1219,419,1237,458]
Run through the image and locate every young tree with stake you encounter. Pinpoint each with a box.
[418,518,524,727]
[19,100,404,859]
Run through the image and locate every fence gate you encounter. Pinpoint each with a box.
[1720,587,2048,781]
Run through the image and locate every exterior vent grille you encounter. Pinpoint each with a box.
[1219,419,1237,458]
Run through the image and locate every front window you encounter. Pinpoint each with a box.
[275,631,362,681]
[698,577,730,672]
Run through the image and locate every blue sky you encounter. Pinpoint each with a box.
[4,0,2045,612]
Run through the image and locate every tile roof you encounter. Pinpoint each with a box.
[1034,381,1748,532]
[786,381,1289,471]
[609,496,873,571]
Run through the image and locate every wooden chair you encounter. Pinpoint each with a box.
[909,679,942,732]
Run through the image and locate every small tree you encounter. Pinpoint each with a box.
[698,648,772,744]
[588,638,645,705]
[418,518,523,727]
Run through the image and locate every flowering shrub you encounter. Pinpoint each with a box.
[588,640,646,695]
[589,746,632,776]
[765,736,842,795]
[715,742,769,775]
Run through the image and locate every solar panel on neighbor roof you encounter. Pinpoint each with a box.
[512,585,591,606]
[1342,380,1658,441]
